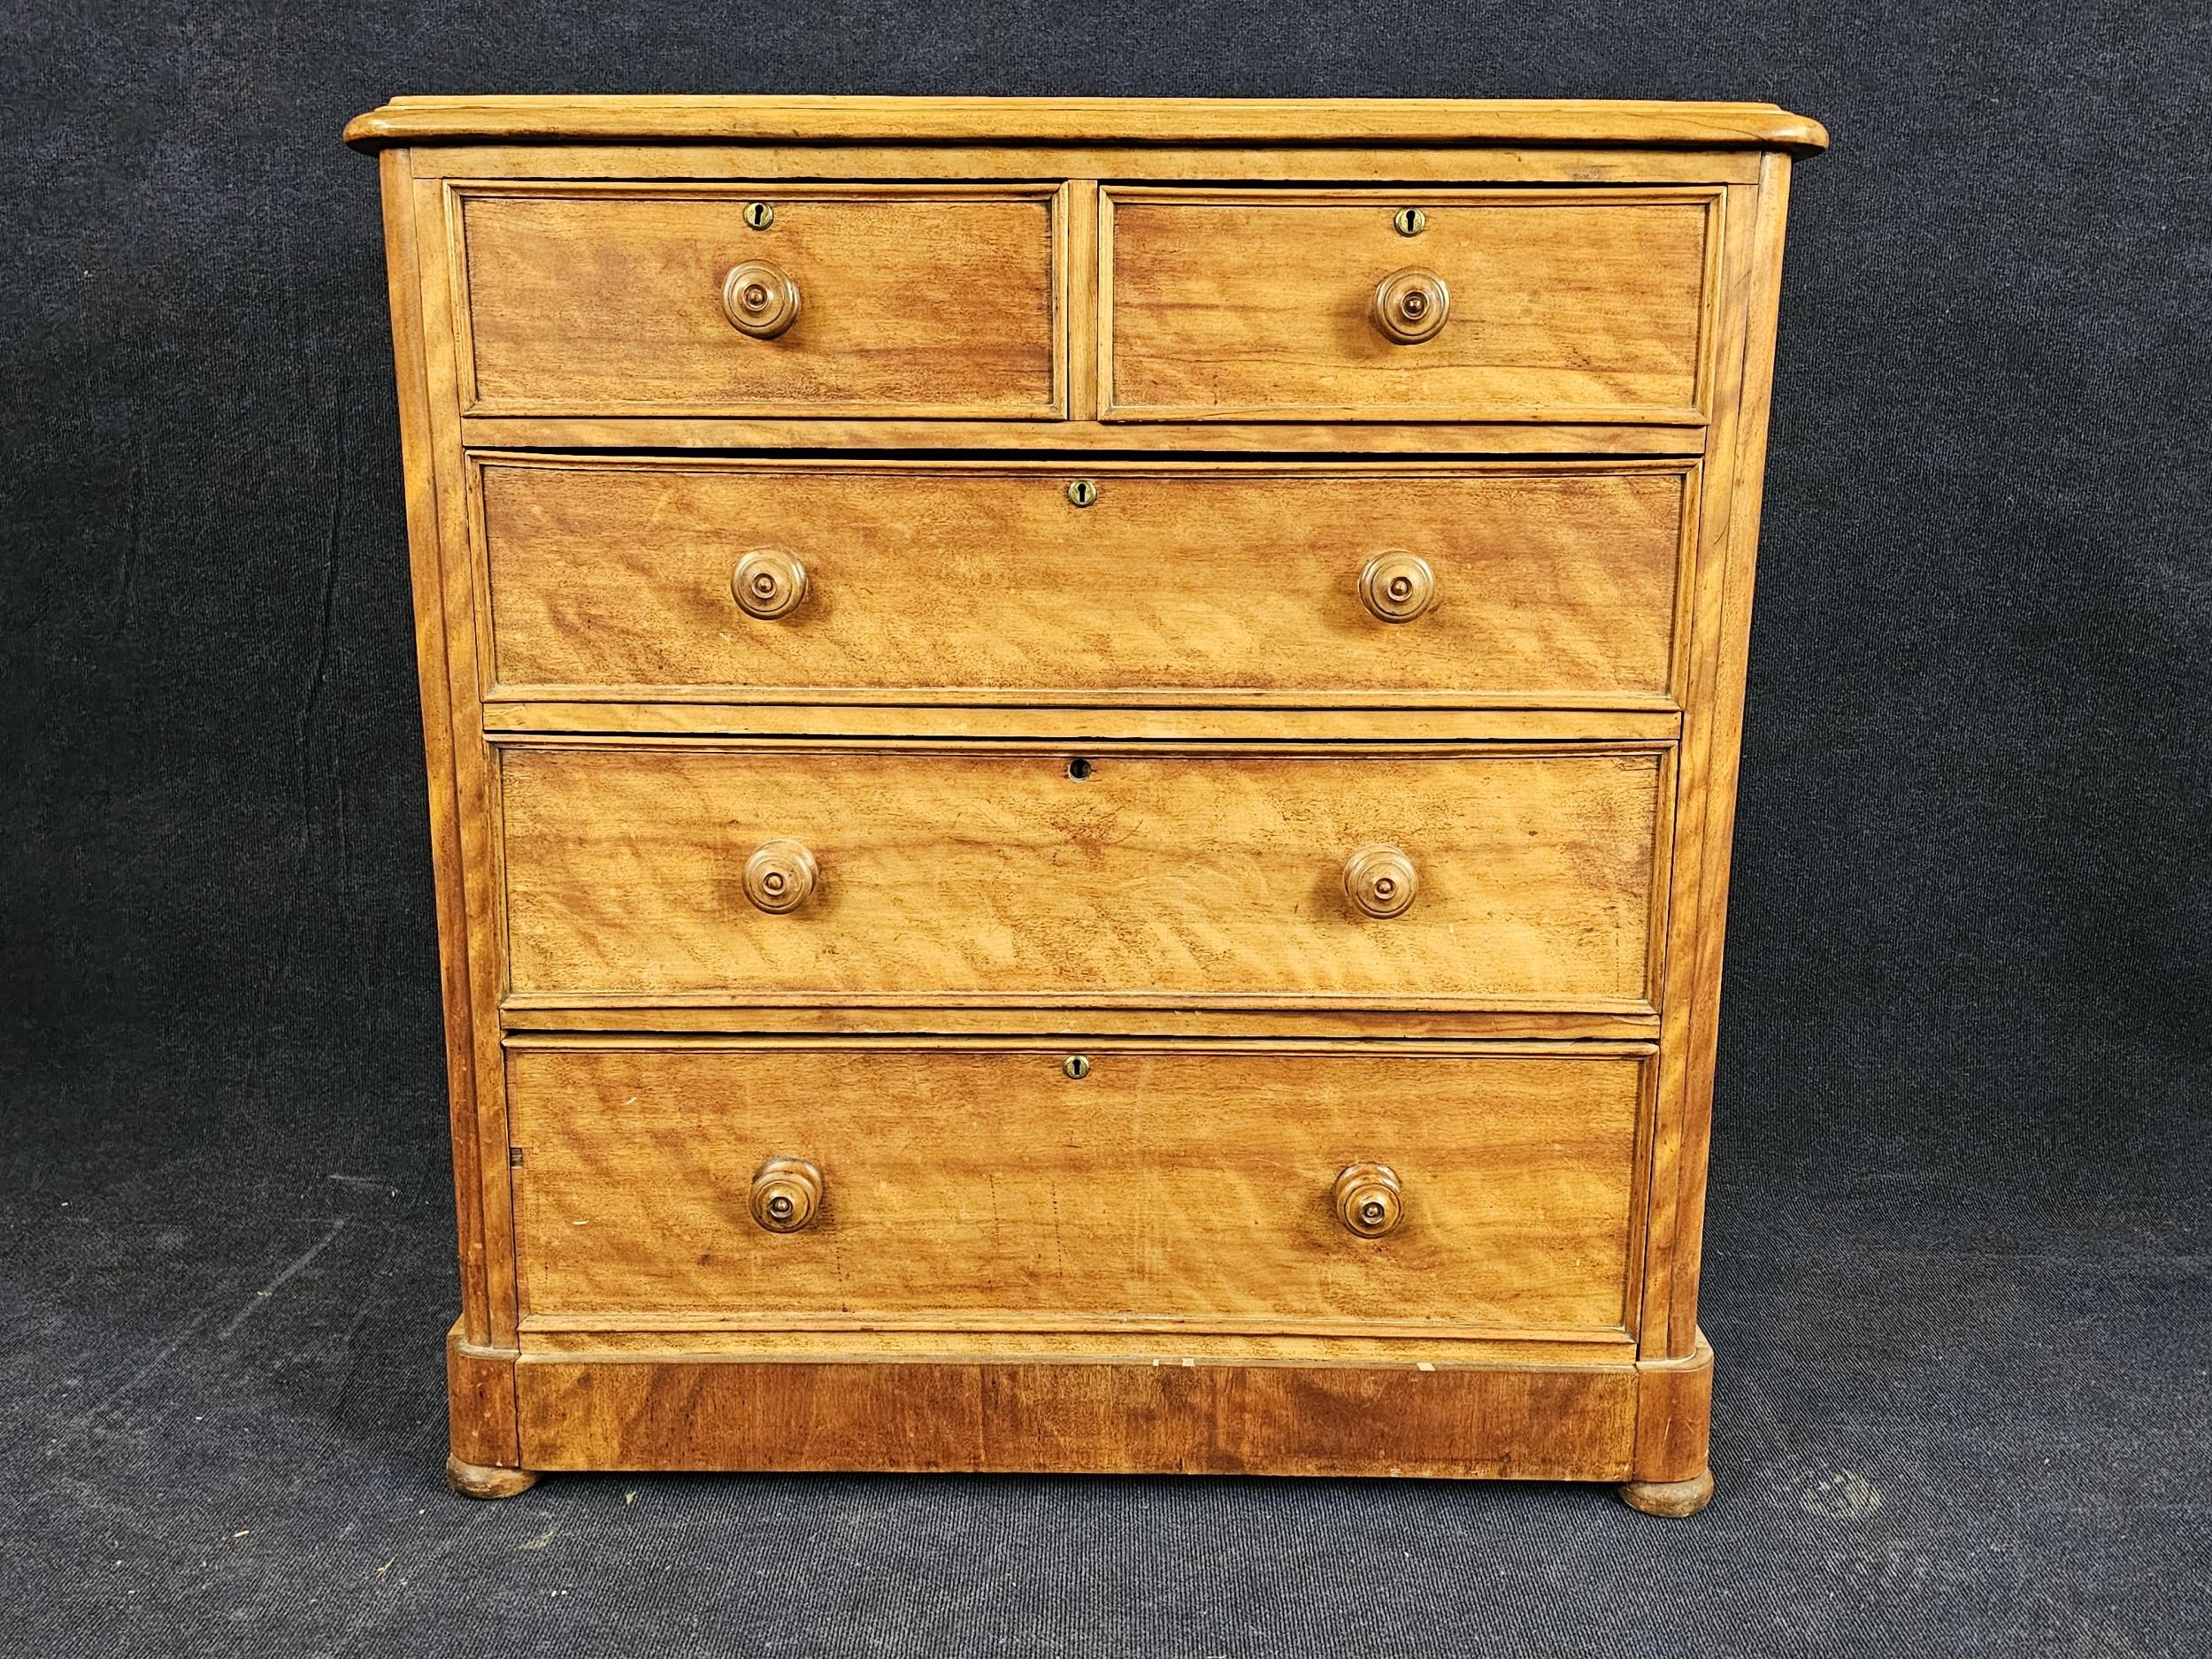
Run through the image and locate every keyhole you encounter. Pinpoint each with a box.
[1067,757,1093,780]
[1063,1056,1091,1079]
[744,201,775,230]
[1066,480,1097,508]
[1394,207,1426,236]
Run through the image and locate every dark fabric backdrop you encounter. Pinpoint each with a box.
[3,4,2206,1656]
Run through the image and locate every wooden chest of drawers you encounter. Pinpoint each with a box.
[347,95,1824,1513]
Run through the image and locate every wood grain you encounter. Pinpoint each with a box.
[344,95,1829,153]
[457,184,1060,417]
[513,1352,1642,1478]
[459,416,1706,455]
[350,95,1821,1494]
[507,1041,1646,1334]
[377,150,499,1348]
[1105,188,1718,423]
[497,744,1666,1004]
[412,143,1770,188]
[477,457,1689,704]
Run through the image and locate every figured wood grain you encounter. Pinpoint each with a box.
[458,416,1707,455]
[457,185,1059,417]
[352,96,1821,1495]
[413,177,523,1347]
[479,704,1685,741]
[444,1322,521,1469]
[507,1042,1644,1332]
[477,458,1689,703]
[343,95,1829,153]
[497,745,1665,1004]
[516,1329,1636,1364]
[1662,157,1798,1358]
[512,1351,1640,1478]
[411,143,1770,187]
[1105,188,1717,423]
[377,150,495,1348]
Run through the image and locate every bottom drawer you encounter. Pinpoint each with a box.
[509,1039,1649,1338]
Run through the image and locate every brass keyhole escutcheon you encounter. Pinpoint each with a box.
[1394,206,1426,236]
[1357,551,1437,623]
[1334,1163,1404,1239]
[743,200,775,230]
[1066,479,1098,508]
[749,1156,823,1233]
[1371,267,1449,345]
[1067,757,1093,780]
[722,259,801,338]
[1063,1056,1091,1080]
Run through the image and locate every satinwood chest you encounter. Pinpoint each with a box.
[345,95,1825,1512]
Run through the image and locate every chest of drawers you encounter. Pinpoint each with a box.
[346,95,1824,1512]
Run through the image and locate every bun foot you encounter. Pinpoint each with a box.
[446,1454,539,1500]
[1617,1467,1715,1517]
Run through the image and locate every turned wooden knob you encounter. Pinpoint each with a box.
[750,1156,822,1233]
[743,839,818,913]
[1343,844,1418,918]
[1335,1163,1403,1238]
[1358,551,1436,623]
[732,547,808,619]
[1372,267,1449,344]
[723,259,801,338]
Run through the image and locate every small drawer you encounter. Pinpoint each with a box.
[498,744,1665,1010]
[1102,187,1720,423]
[453,184,1062,417]
[508,1040,1647,1334]
[477,457,1690,706]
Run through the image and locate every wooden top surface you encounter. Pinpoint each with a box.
[343,96,1828,154]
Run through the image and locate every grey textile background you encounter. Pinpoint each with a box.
[2,4,2207,1655]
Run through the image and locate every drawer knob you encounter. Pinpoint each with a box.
[743,839,818,913]
[1357,551,1436,623]
[1372,267,1450,345]
[1334,1163,1404,1238]
[1343,844,1419,918]
[722,259,802,339]
[732,546,809,619]
[750,1156,823,1233]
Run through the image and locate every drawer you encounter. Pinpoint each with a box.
[478,458,1690,706]
[453,184,1062,417]
[499,745,1665,1010]
[1103,188,1719,423]
[508,1041,1647,1334]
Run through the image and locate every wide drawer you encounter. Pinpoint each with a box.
[498,744,1665,1010]
[477,458,1690,706]
[453,184,1062,417]
[508,1040,1647,1334]
[1103,187,1719,423]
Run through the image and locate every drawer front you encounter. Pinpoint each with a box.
[500,746,1664,1008]
[509,1041,1645,1333]
[480,459,1689,705]
[455,185,1061,417]
[1104,188,1718,422]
